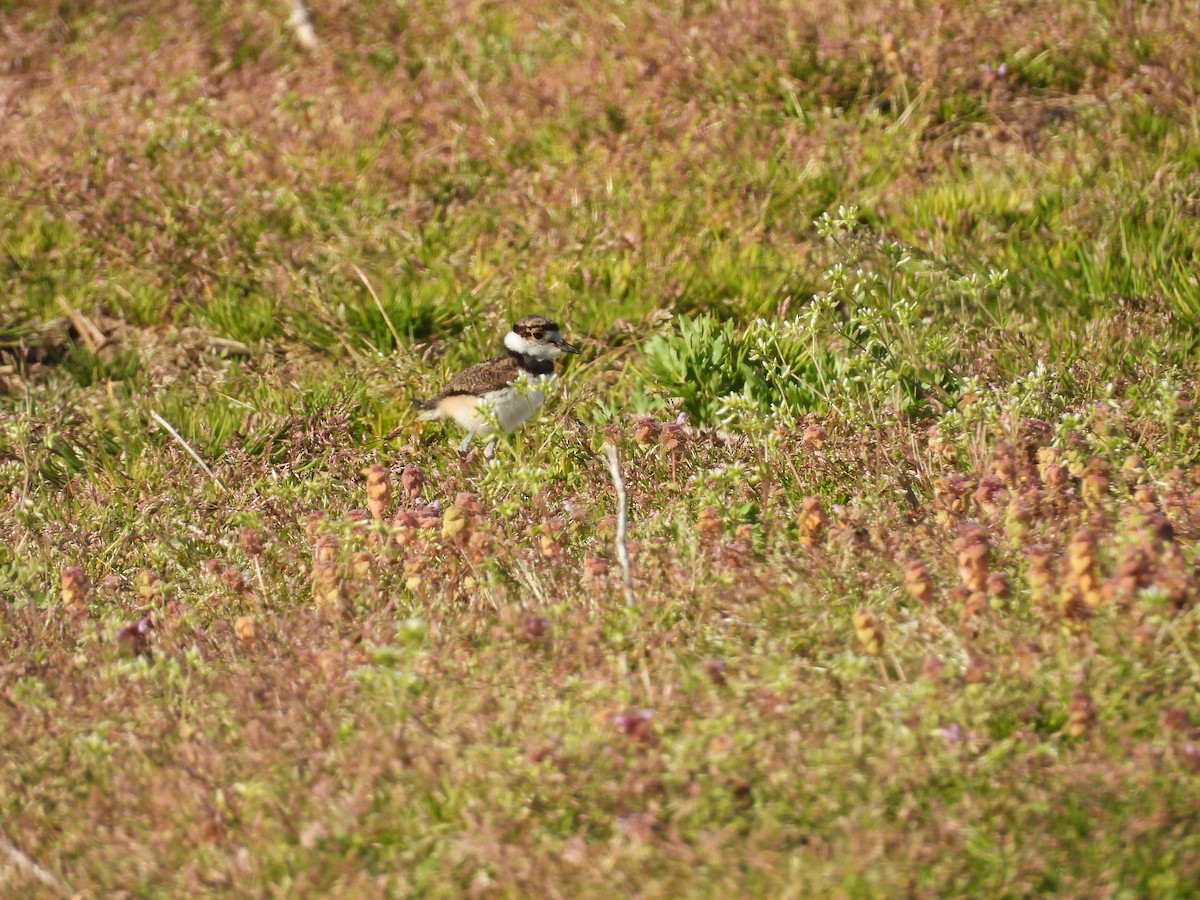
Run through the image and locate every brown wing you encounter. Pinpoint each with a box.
[417,355,520,409]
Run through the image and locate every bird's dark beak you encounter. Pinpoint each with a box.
[555,339,581,354]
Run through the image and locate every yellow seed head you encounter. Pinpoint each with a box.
[1067,528,1097,576]
[1078,570,1105,607]
[311,559,335,591]
[364,465,392,520]
[1036,446,1062,482]
[442,506,469,540]
[853,608,884,655]
[352,550,373,578]
[1121,455,1147,485]
[540,533,563,560]
[1042,463,1069,490]
[973,475,1006,516]
[1027,544,1057,609]
[234,616,256,647]
[1082,458,1110,508]
[960,591,988,627]
[61,567,90,616]
[1060,581,1095,628]
[797,497,829,547]
[958,543,989,591]
[305,513,326,545]
[697,507,723,545]
[313,535,338,563]
[1006,495,1034,545]
[311,561,345,616]
[904,560,933,608]
[465,530,491,563]
[136,569,163,603]
[992,442,1018,486]
[1064,528,1106,607]
[954,525,990,592]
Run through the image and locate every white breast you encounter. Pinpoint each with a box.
[480,373,553,433]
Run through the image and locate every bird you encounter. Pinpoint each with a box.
[415,315,580,455]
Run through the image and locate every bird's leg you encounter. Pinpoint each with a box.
[483,440,497,463]
[459,431,474,454]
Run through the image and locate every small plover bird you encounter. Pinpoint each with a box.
[416,315,579,454]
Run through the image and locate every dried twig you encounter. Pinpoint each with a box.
[150,411,226,493]
[207,336,254,357]
[288,0,319,50]
[451,61,490,120]
[0,836,74,898]
[602,442,636,607]
[352,264,404,353]
[57,297,107,352]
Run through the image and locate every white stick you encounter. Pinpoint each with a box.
[602,442,636,607]
[150,411,227,492]
[0,836,74,898]
[288,0,319,50]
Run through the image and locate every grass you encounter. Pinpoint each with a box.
[2,0,1200,894]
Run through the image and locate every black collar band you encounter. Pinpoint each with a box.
[508,350,555,376]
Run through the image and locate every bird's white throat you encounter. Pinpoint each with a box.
[504,330,563,360]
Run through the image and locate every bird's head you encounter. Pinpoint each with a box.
[504,315,580,359]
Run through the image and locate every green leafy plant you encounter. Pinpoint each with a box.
[640,207,982,427]
[640,313,817,423]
